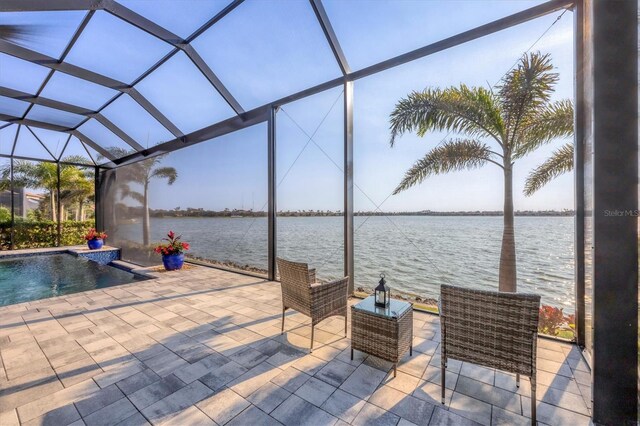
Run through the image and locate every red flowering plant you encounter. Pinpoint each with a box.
[153,231,190,256]
[538,305,565,336]
[84,228,107,241]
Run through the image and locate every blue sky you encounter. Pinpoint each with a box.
[0,0,574,212]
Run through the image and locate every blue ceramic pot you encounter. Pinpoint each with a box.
[87,238,104,250]
[162,253,184,271]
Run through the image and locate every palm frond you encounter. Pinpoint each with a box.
[393,139,497,194]
[524,143,573,196]
[121,184,144,204]
[150,166,177,185]
[513,99,573,159]
[0,24,39,43]
[389,85,504,146]
[498,52,559,145]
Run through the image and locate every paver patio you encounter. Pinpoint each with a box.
[0,266,592,425]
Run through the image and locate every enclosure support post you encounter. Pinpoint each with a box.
[56,162,61,247]
[585,0,638,423]
[268,107,277,281]
[9,157,14,250]
[94,166,101,231]
[573,0,585,349]
[344,80,354,294]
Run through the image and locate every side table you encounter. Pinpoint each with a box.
[351,296,413,376]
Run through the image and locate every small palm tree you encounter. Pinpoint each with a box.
[389,52,573,292]
[116,155,177,246]
[524,143,573,196]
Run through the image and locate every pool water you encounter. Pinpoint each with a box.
[0,254,146,306]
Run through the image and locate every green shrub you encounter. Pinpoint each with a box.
[0,220,94,250]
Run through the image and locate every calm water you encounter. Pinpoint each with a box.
[117,216,575,311]
[0,254,146,306]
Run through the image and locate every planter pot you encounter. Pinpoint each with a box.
[162,253,184,271]
[87,238,104,250]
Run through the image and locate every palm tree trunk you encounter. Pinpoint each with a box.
[50,190,57,222]
[499,164,517,292]
[143,182,150,246]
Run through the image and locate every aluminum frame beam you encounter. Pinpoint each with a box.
[103,0,245,115]
[0,86,94,116]
[0,86,145,152]
[310,0,350,75]
[0,40,180,138]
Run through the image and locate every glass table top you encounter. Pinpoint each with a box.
[352,296,412,320]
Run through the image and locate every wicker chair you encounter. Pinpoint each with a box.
[276,257,349,352]
[440,284,541,425]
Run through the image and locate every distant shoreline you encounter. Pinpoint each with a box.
[143,209,574,218]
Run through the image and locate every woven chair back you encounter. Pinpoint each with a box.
[277,257,312,314]
[440,284,541,377]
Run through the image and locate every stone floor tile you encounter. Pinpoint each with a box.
[351,402,400,426]
[368,385,435,426]
[295,376,337,407]
[114,412,150,426]
[315,359,357,388]
[292,354,327,376]
[172,353,229,384]
[448,392,492,426]
[428,407,481,426]
[17,379,98,423]
[55,357,103,388]
[128,375,186,411]
[455,376,522,414]
[93,361,146,389]
[271,367,312,393]
[421,365,458,391]
[22,403,80,426]
[199,361,247,392]
[339,364,387,400]
[534,384,590,416]
[229,347,269,369]
[0,369,64,411]
[382,370,421,395]
[246,382,291,414]
[158,406,213,425]
[143,351,188,378]
[0,409,19,426]
[522,398,592,426]
[75,384,124,417]
[491,405,530,425]
[141,380,213,424]
[226,405,281,426]
[228,361,283,398]
[115,369,161,396]
[271,394,338,426]
[197,387,250,425]
[459,363,495,386]
[321,388,366,423]
[83,398,138,426]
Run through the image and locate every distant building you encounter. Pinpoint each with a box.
[0,188,45,218]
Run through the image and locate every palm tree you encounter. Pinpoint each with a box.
[524,143,573,196]
[0,161,90,222]
[109,151,177,246]
[388,52,573,292]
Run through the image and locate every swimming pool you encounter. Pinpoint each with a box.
[0,253,147,306]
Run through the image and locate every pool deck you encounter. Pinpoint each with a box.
[0,265,592,426]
